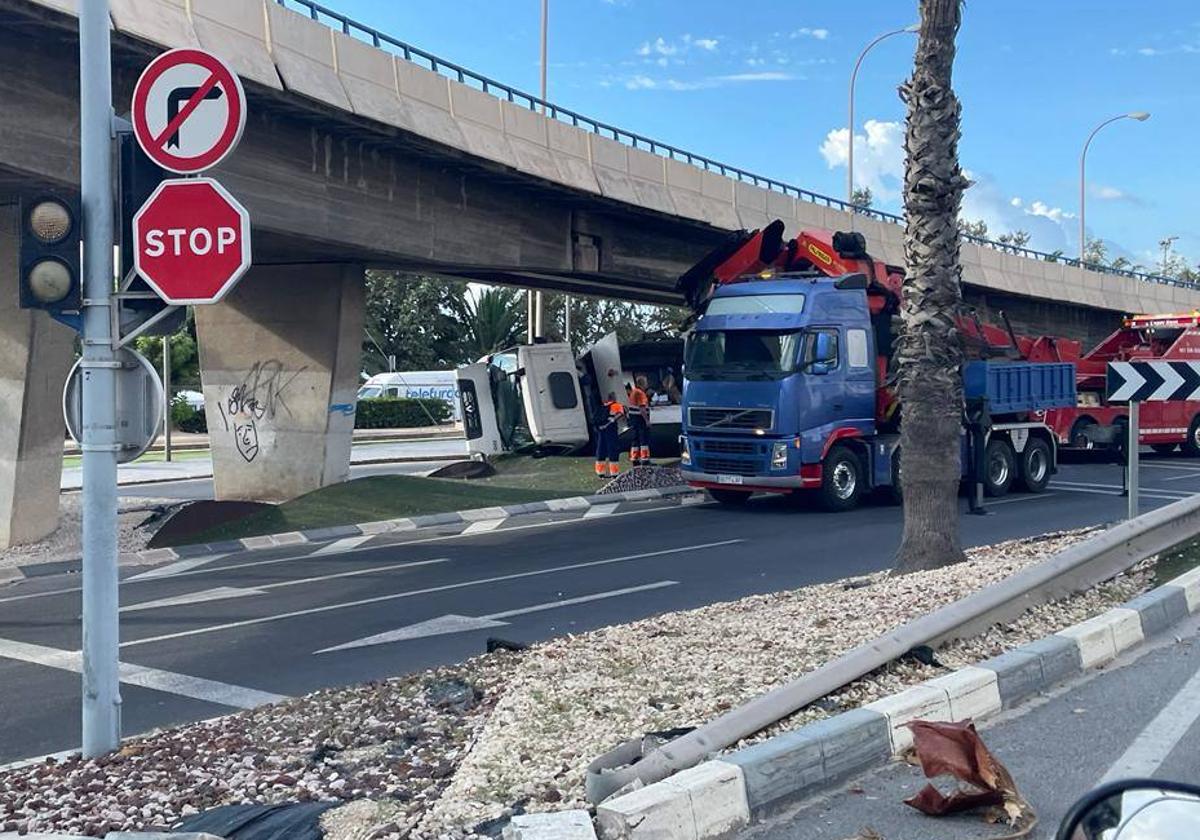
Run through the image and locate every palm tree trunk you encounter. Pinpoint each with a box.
[892,0,969,575]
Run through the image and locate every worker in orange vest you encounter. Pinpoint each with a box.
[626,375,651,466]
[594,391,624,478]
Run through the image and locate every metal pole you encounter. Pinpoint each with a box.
[564,296,572,346]
[162,335,172,461]
[1079,112,1150,262]
[534,0,549,339]
[847,25,917,211]
[79,0,121,757]
[1127,401,1139,520]
[527,290,535,343]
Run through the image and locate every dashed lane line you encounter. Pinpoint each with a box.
[118,539,743,650]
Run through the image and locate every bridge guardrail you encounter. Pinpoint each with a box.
[275,0,1199,292]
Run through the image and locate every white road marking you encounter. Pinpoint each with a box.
[310,535,375,555]
[462,519,505,534]
[126,554,228,581]
[0,637,285,709]
[119,557,451,613]
[985,492,1059,507]
[583,503,619,519]
[0,503,685,607]
[120,539,741,649]
[1050,481,1188,501]
[1140,462,1200,472]
[1161,470,1200,482]
[121,586,265,613]
[1099,663,1200,783]
[316,580,679,653]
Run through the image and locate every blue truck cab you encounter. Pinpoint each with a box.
[679,274,1075,510]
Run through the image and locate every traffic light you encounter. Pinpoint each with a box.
[18,194,81,312]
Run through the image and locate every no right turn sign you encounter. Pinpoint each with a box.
[131,48,246,175]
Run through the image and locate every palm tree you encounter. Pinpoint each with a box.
[892,0,969,575]
[459,286,526,359]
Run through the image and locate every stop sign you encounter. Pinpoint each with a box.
[132,177,251,305]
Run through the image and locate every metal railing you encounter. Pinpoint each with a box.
[275,0,1198,292]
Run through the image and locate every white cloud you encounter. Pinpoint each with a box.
[819,119,905,199]
[694,37,719,51]
[624,71,795,91]
[1010,197,1023,207]
[791,27,829,40]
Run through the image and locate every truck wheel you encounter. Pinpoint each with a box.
[709,488,751,506]
[1070,417,1097,449]
[1184,417,1200,457]
[1151,443,1178,455]
[818,446,864,512]
[984,439,1016,497]
[1017,437,1052,493]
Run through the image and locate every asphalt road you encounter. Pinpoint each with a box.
[745,612,1200,840]
[1,455,1198,764]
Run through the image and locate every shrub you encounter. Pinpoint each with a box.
[354,397,451,429]
[170,395,207,434]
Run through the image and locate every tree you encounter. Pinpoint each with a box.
[892,0,969,576]
[133,310,200,391]
[540,293,685,353]
[957,218,988,238]
[361,271,470,374]
[1083,237,1108,266]
[851,186,874,209]
[452,286,527,360]
[997,229,1031,250]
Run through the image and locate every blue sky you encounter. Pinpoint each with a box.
[332,0,1200,271]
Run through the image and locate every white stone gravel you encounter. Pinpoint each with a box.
[418,527,1156,833]
[0,525,1167,840]
[0,495,172,574]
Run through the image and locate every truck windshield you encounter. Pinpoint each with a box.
[684,330,804,380]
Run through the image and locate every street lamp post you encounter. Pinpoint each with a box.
[533,0,549,340]
[1079,111,1150,263]
[847,23,918,208]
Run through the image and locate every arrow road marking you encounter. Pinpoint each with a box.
[119,539,741,649]
[127,554,228,581]
[0,637,285,710]
[315,580,680,653]
[119,557,450,613]
[121,585,265,613]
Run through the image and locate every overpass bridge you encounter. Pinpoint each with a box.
[2,0,1198,546]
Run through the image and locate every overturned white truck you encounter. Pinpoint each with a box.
[455,333,683,459]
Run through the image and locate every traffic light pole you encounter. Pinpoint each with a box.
[79,0,122,757]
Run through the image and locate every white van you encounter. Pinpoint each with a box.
[358,370,460,421]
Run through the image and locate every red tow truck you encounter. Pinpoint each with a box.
[1043,313,1200,456]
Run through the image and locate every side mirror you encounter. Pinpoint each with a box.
[1057,780,1200,840]
[814,332,835,364]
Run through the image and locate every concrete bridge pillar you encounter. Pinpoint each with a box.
[196,264,365,502]
[0,204,75,547]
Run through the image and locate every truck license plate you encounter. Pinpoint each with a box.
[717,474,743,485]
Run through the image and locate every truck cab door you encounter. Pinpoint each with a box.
[517,343,590,447]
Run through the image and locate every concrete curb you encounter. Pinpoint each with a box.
[6,485,698,579]
[592,564,1200,838]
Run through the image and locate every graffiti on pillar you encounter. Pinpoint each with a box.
[217,359,307,463]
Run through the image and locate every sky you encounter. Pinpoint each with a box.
[331,0,1200,272]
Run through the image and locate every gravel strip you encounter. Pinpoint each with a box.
[0,495,175,573]
[418,527,1155,833]
[0,658,512,837]
[597,465,685,495]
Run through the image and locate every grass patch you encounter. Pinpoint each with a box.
[1156,538,1200,587]
[467,453,609,494]
[63,448,213,468]
[169,474,577,546]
